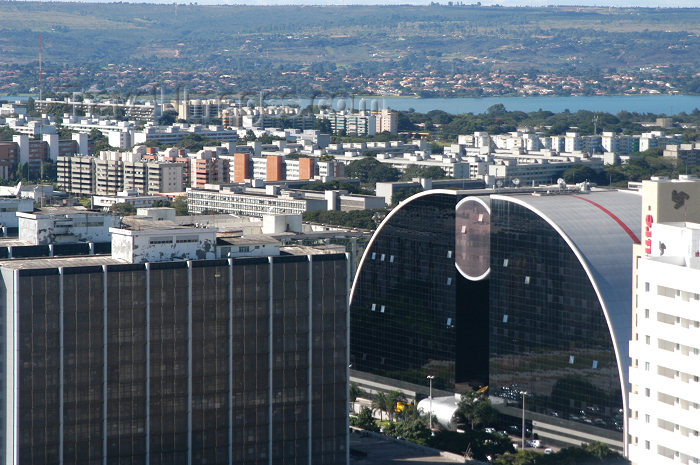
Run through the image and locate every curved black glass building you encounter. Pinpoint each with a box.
[349,191,490,391]
[349,188,640,451]
[489,193,640,447]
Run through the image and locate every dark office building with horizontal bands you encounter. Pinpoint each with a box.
[349,188,640,452]
[0,253,349,465]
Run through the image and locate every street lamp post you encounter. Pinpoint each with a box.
[426,375,435,432]
[521,391,527,450]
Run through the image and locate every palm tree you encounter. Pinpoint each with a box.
[350,382,362,414]
[372,391,388,421]
[385,390,407,422]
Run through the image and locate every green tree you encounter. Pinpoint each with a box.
[458,391,497,430]
[0,126,17,141]
[89,128,112,153]
[372,392,388,421]
[350,382,362,413]
[313,118,332,134]
[401,165,447,181]
[301,180,369,195]
[392,186,423,205]
[172,196,189,216]
[468,431,516,462]
[493,441,628,465]
[384,390,407,421]
[560,164,604,185]
[26,97,38,117]
[493,449,541,465]
[301,209,386,229]
[40,162,57,183]
[384,410,431,445]
[350,407,379,432]
[159,110,178,126]
[176,134,208,152]
[109,202,136,216]
[151,199,172,208]
[345,158,400,184]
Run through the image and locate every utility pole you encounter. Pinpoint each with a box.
[426,375,435,434]
[39,34,43,102]
[521,391,527,450]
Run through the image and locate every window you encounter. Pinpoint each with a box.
[524,276,530,285]
[239,246,250,253]
[592,360,598,369]
[569,355,575,365]
[645,414,650,423]
[371,252,376,260]
[645,282,650,292]
[446,250,453,258]
[502,315,508,323]
[645,440,650,450]
[446,277,452,286]
[645,388,650,397]
[380,254,385,261]
[380,305,385,313]
[503,259,509,267]
[645,308,649,318]
[149,236,173,245]
[645,362,650,371]
[646,335,651,345]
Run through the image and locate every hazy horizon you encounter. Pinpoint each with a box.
[19,0,700,7]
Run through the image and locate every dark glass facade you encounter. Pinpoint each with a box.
[18,270,61,465]
[489,200,622,432]
[350,193,490,391]
[6,253,348,465]
[349,190,626,443]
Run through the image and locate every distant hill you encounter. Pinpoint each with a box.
[1,2,698,97]
[1,3,698,65]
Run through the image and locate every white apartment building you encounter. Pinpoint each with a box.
[132,123,238,146]
[628,175,700,465]
[34,97,159,121]
[187,185,326,217]
[0,102,26,117]
[62,114,134,149]
[639,131,683,152]
[602,132,639,155]
[629,224,700,465]
[92,190,165,210]
[4,115,57,136]
[565,131,583,153]
[320,111,377,136]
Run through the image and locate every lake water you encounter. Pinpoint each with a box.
[344,94,700,115]
[4,93,700,116]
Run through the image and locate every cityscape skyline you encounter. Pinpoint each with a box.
[1,0,699,462]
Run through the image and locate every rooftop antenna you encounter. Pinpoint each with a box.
[593,115,598,136]
[39,34,43,102]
